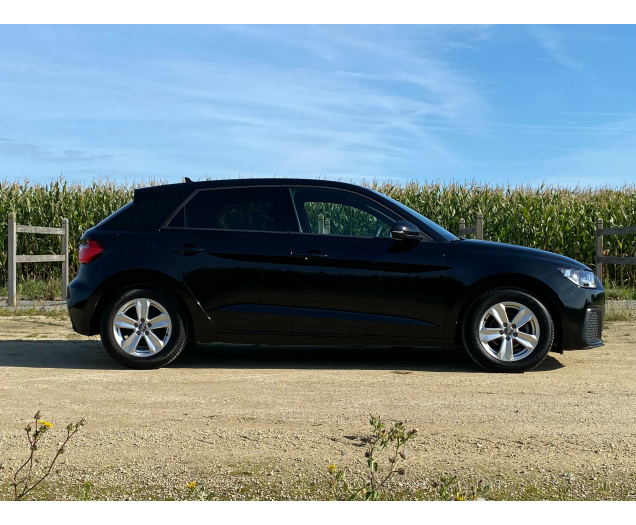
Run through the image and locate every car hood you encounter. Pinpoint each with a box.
[453,239,590,270]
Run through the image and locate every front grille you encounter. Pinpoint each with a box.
[583,308,602,344]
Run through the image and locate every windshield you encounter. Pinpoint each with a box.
[372,191,459,242]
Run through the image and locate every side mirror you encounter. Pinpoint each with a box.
[391,220,424,241]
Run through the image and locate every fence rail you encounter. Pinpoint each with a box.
[16,225,66,235]
[7,213,68,307]
[595,218,636,282]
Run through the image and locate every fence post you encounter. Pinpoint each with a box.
[7,212,16,307]
[475,213,484,240]
[61,218,69,301]
[459,218,465,238]
[317,213,324,235]
[596,218,603,282]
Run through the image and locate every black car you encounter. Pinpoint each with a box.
[67,178,605,372]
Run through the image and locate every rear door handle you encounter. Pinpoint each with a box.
[173,245,203,254]
[295,252,328,259]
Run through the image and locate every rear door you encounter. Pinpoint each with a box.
[160,186,294,333]
[287,186,447,339]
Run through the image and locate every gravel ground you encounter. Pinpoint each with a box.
[0,315,634,500]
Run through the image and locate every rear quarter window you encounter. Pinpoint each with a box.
[168,187,286,232]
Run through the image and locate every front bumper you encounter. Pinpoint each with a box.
[581,306,604,346]
[558,283,605,350]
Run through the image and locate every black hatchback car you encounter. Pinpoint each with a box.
[67,178,605,372]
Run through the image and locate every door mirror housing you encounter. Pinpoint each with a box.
[391,220,424,241]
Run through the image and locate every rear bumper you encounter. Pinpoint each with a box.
[67,266,104,336]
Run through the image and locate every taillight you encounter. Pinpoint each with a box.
[78,239,104,264]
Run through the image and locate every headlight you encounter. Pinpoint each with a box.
[559,268,597,288]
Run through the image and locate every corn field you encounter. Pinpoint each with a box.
[369,180,636,287]
[1,178,636,287]
[1,179,143,287]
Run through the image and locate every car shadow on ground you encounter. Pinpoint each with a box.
[0,340,565,373]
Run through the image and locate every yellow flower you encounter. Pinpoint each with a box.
[39,420,53,428]
[327,464,337,474]
[186,481,197,489]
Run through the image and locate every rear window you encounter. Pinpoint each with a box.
[168,187,286,232]
[93,201,133,228]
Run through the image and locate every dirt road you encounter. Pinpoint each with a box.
[0,315,634,500]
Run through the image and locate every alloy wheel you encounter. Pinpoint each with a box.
[112,298,172,357]
[478,301,541,362]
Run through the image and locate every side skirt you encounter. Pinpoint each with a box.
[197,332,453,348]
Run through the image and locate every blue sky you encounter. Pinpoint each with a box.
[0,25,635,187]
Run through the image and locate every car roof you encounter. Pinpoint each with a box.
[127,177,457,243]
[134,178,371,198]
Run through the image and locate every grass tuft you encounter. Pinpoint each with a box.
[0,277,63,301]
[604,285,636,301]
[605,307,636,323]
[0,307,68,319]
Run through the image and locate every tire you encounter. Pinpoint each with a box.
[100,287,188,370]
[461,287,554,373]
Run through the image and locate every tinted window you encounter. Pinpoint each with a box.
[171,187,286,231]
[372,190,459,241]
[290,188,399,238]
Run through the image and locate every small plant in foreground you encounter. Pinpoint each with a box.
[431,474,490,501]
[328,415,418,500]
[77,481,93,501]
[185,481,215,501]
[0,411,86,500]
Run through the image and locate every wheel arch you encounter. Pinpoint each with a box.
[452,274,564,352]
[89,269,197,342]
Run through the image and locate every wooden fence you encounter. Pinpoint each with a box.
[7,213,69,307]
[459,213,484,240]
[595,219,636,282]
[4,213,633,303]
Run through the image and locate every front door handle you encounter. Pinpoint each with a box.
[295,252,328,259]
[173,245,203,255]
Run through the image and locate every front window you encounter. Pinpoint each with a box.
[373,191,459,241]
[290,187,400,238]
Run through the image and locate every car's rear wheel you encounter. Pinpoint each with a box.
[100,287,188,369]
[462,287,554,373]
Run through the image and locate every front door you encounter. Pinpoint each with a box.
[160,186,294,333]
[287,186,447,339]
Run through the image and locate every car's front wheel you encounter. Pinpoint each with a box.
[462,287,554,373]
[100,287,188,369]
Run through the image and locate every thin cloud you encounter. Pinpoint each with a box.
[0,140,114,162]
[443,41,478,52]
[0,141,40,158]
[529,26,584,71]
[0,25,632,186]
